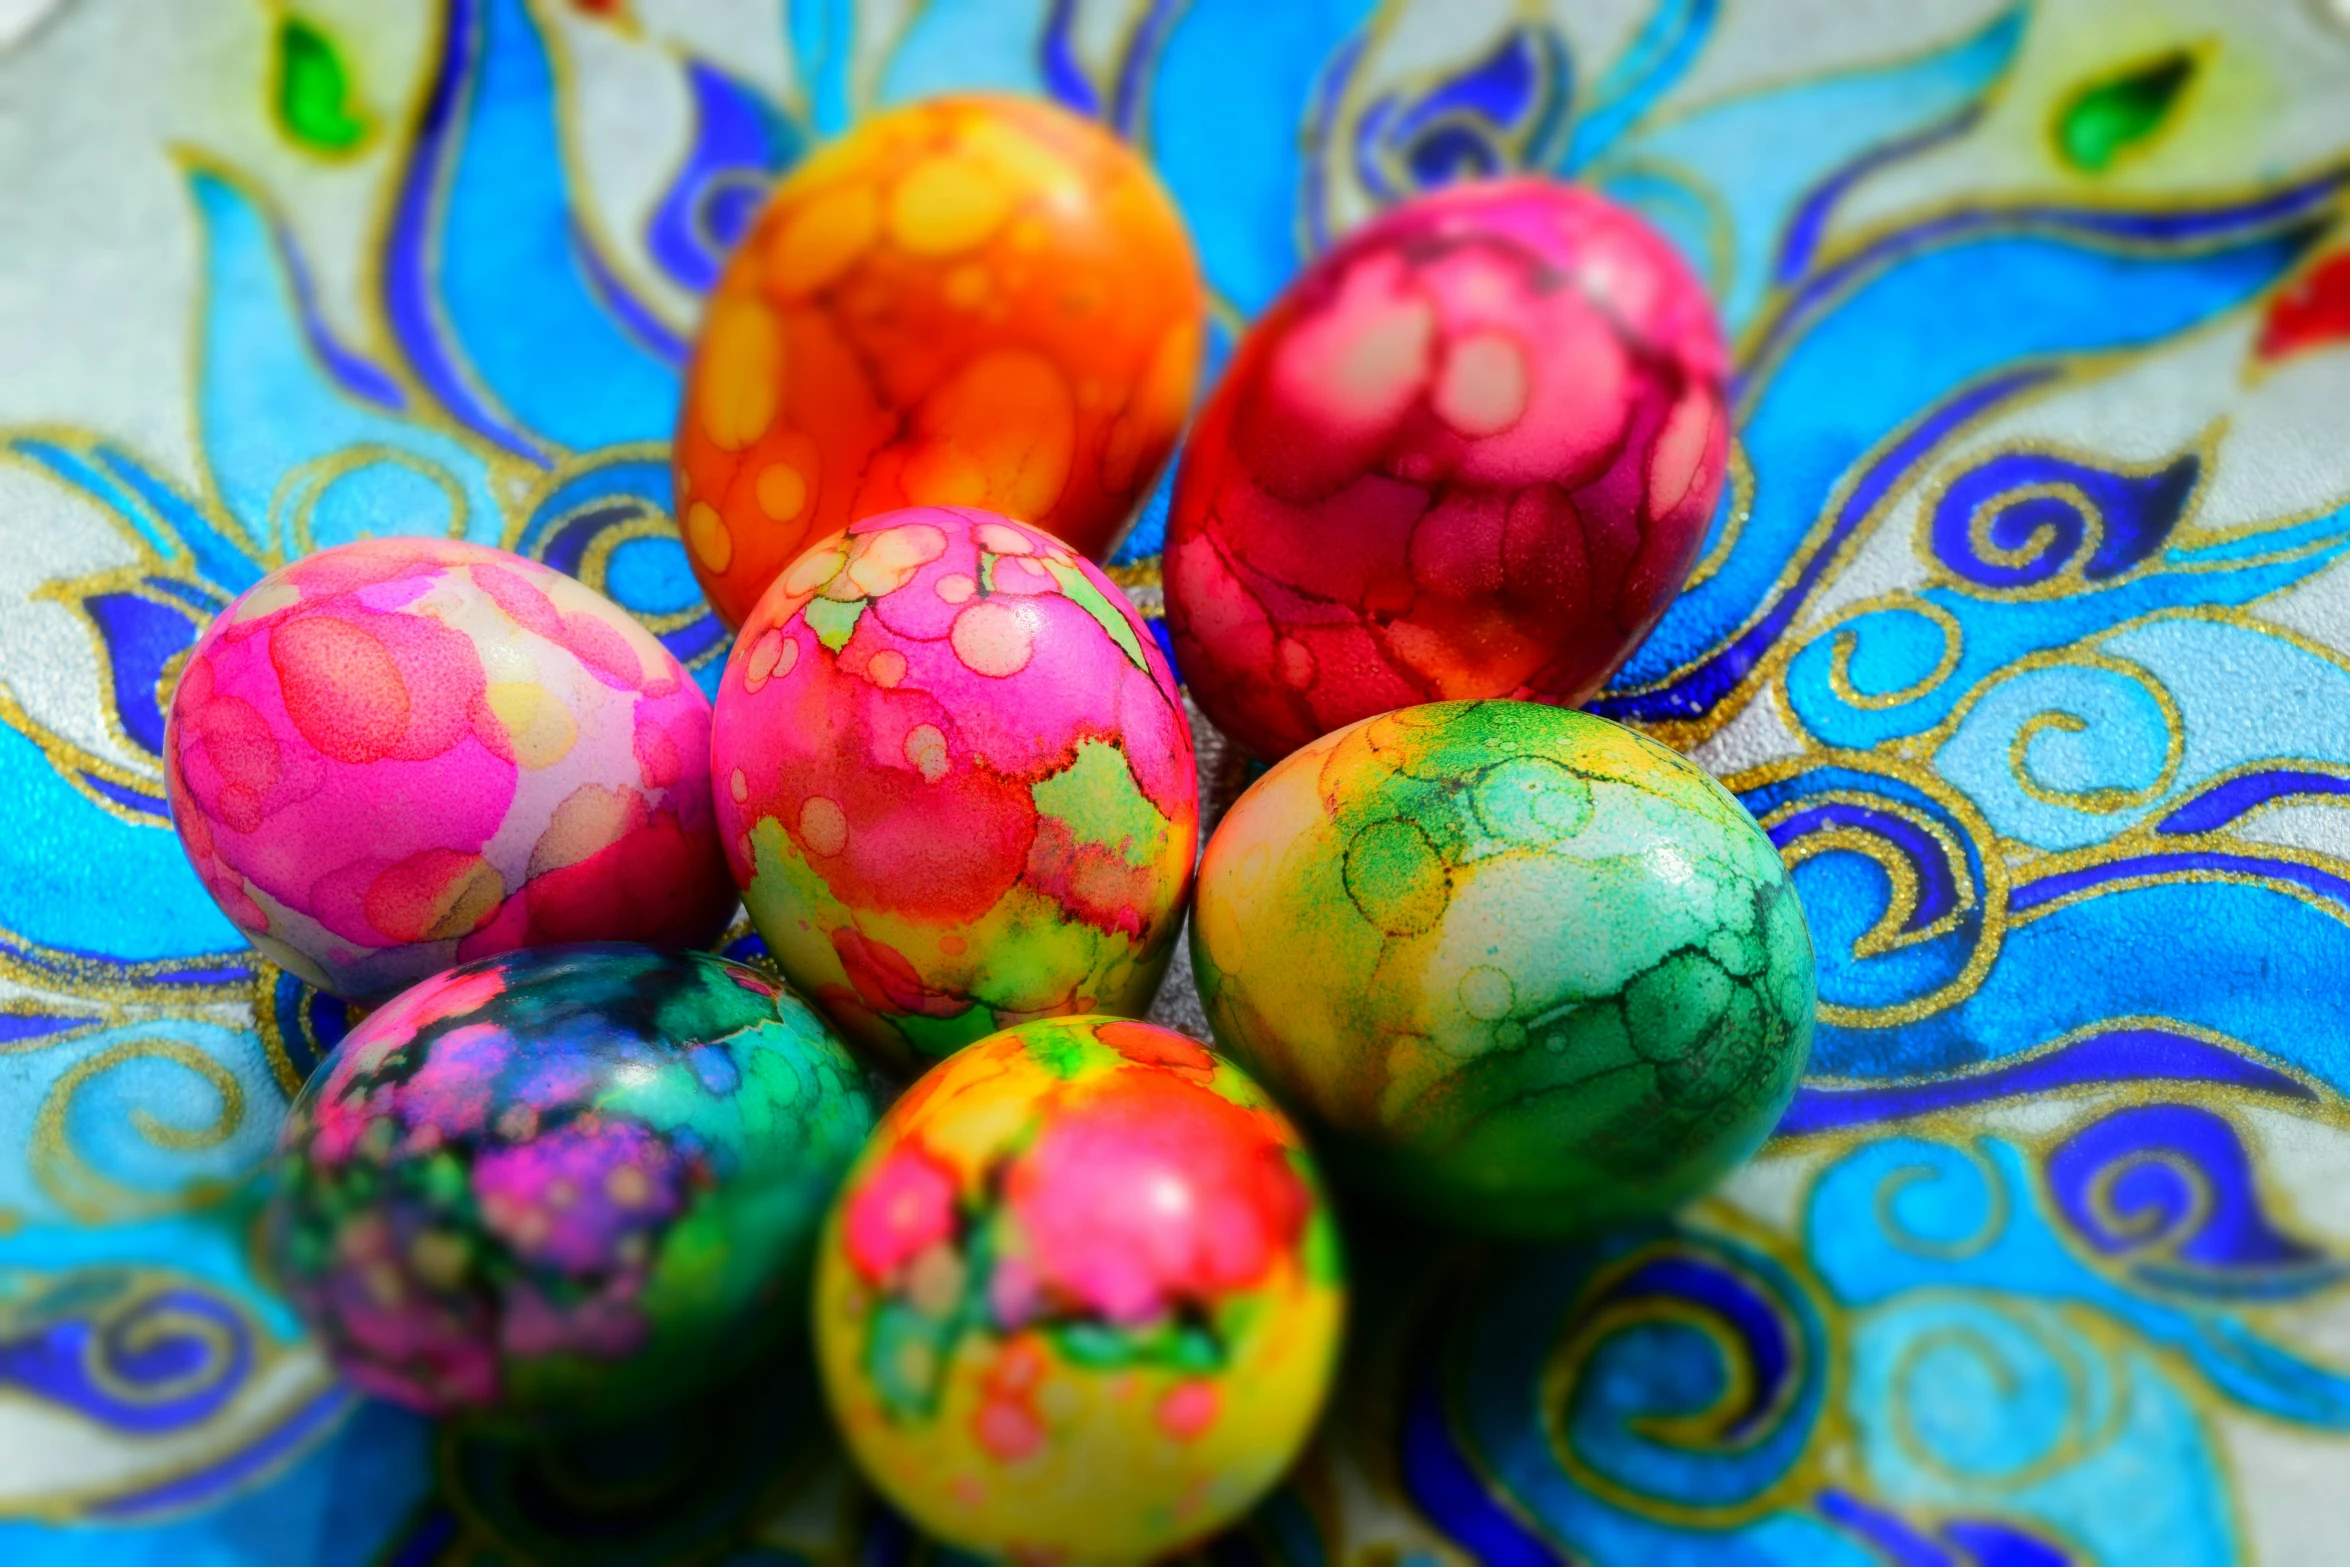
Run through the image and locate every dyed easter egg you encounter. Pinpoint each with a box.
[1164,178,1729,759]
[711,506,1197,1071]
[1191,701,1814,1236]
[813,1016,1343,1562]
[675,94,1205,628]
[164,537,737,1002]
[268,944,876,1428]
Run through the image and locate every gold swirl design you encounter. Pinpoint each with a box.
[508,441,714,639]
[2000,651,2184,816]
[84,1290,246,1410]
[1965,480,2097,574]
[1730,750,2011,1030]
[1886,1310,2124,1491]
[1821,595,1964,713]
[1873,1147,2010,1262]
[1535,1240,1832,1530]
[1912,429,2221,604]
[0,1265,341,1522]
[274,442,473,557]
[31,1037,248,1222]
[2082,1148,2212,1258]
[1767,790,1978,959]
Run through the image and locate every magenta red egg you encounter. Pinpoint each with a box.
[1164,177,1730,760]
[164,538,737,1001]
[710,506,1197,1071]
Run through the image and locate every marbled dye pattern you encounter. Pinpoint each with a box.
[813,1016,1342,1563]
[674,94,1204,629]
[164,538,737,1001]
[268,944,875,1428]
[1165,178,1729,760]
[712,506,1197,1071]
[1192,700,1814,1235]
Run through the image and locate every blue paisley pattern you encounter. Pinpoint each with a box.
[2,0,2347,1559]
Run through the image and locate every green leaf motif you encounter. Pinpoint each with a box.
[277,15,368,155]
[1043,558,1150,672]
[804,594,866,652]
[1031,739,1169,869]
[2056,49,2196,173]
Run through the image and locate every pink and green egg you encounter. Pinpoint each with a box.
[711,505,1197,1071]
[164,537,738,1002]
[813,1016,1343,1562]
[266,943,876,1430]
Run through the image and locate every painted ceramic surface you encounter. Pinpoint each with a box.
[1193,700,1814,1233]
[674,93,1204,629]
[164,538,736,1001]
[1165,177,1727,760]
[10,0,2350,1561]
[269,944,874,1428]
[813,1017,1343,1563]
[712,506,1197,1071]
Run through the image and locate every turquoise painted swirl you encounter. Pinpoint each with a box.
[1811,1135,2350,1428]
[1398,1232,1871,1565]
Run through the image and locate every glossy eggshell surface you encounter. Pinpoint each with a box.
[674,94,1205,629]
[711,506,1198,1072]
[813,1016,1343,1562]
[163,538,737,1002]
[1164,178,1730,759]
[267,944,876,1429]
[1191,701,1814,1235]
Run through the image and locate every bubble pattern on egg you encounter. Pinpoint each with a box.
[1165,178,1730,760]
[674,94,1205,629]
[812,1015,1343,1562]
[711,506,1198,1071]
[1191,700,1814,1236]
[268,944,876,1429]
[164,537,737,1001]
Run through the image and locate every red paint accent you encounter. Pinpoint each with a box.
[2259,250,2350,362]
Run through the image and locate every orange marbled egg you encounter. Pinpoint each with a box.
[674,95,1207,629]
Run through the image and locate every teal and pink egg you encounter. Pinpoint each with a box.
[266,944,876,1428]
[164,537,739,1002]
[711,505,1198,1072]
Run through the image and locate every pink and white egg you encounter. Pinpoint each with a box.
[164,538,737,1001]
